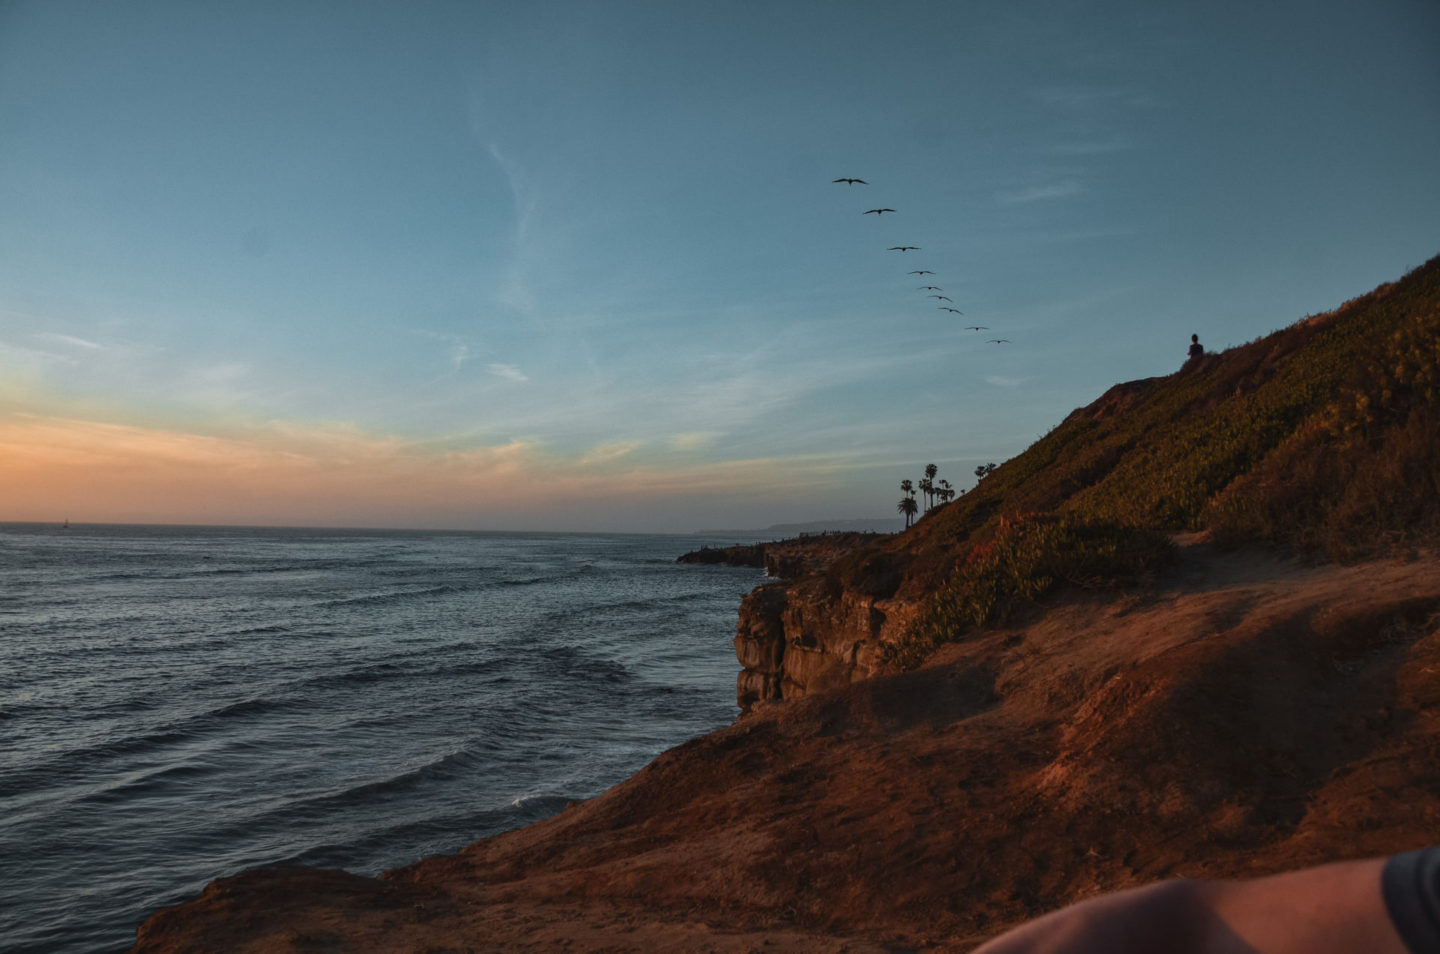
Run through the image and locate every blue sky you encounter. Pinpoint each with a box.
[1,0,1437,531]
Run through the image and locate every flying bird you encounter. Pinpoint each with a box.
[832,177,868,184]
[908,270,934,275]
[888,246,920,252]
[928,295,953,302]
[965,325,989,330]
[988,339,1011,344]
[864,208,896,215]
[940,307,964,314]
[917,285,943,291]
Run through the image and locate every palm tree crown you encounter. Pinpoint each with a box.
[897,495,919,528]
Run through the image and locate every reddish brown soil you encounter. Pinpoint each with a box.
[131,544,1440,953]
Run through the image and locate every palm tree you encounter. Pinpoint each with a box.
[900,478,914,498]
[897,495,919,529]
[924,464,938,509]
[938,479,953,504]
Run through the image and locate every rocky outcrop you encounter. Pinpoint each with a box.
[683,532,920,710]
[686,533,915,712]
[735,574,920,712]
[675,543,767,568]
[679,532,891,580]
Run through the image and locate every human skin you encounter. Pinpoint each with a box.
[971,858,1410,954]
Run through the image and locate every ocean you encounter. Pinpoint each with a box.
[0,523,764,954]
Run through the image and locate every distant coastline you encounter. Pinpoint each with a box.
[692,517,902,536]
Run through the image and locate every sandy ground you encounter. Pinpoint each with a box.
[131,543,1440,952]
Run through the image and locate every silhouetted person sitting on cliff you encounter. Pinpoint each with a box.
[1187,333,1204,363]
[972,846,1437,954]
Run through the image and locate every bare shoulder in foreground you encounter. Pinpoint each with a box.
[974,848,1440,954]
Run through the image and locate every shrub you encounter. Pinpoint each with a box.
[883,515,1173,669]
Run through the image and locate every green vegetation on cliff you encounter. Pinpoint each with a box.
[883,514,1172,669]
[852,255,1440,666]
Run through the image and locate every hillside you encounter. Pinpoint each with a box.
[131,260,1440,952]
[905,255,1440,567]
[736,255,1440,706]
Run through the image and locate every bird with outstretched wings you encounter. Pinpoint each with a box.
[888,246,920,251]
[832,178,868,184]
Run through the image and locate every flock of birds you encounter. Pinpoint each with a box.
[832,177,1010,344]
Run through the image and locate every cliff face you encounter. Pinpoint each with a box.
[735,576,917,711]
[681,533,922,713]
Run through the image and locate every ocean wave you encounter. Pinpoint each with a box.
[317,583,468,609]
[296,652,502,692]
[537,645,634,684]
[534,591,716,627]
[499,575,555,586]
[233,747,488,827]
[215,623,290,637]
[0,694,300,799]
[195,557,395,576]
[271,795,579,873]
[507,792,572,813]
[68,556,401,585]
[72,759,221,806]
[9,633,268,675]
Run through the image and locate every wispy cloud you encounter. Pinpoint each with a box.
[487,362,529,383]
[186,362,251,386]
[671,432,717,452]
[578,440,641,468]
[0,340,70,369]
[459,332,941,456]
[1034,86,1153,110]
[985,375,1027,389]
[488,142,541,316]
[33,332,103,351]
[411,329,476,373]
[998,181,1084,204]
[0,412,878,530]
[488,142,537,246]
[1047,138,1132,156]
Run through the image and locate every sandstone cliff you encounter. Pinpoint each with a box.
[734,574,916,711]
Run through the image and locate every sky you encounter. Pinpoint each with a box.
[1,0,1437,533]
